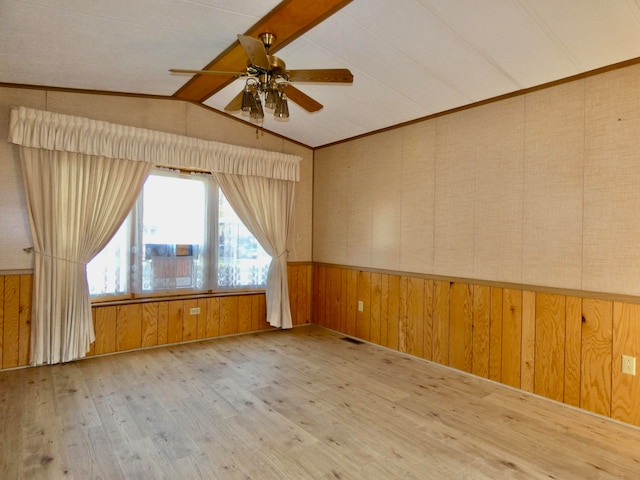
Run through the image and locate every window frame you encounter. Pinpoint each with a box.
[88,168,270,302]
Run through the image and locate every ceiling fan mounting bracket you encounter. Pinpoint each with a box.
[258,32,276,53]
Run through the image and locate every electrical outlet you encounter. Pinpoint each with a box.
[357,300,364,312]
[622,355,636,376]
[189,307,201,315]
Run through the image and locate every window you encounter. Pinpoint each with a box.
[87,170,271,296]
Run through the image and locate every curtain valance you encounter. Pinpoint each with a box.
[8,106,300,181]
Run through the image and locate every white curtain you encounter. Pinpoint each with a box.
[214,173,295,328]
[20,148,152,365]
[9,106,301,364]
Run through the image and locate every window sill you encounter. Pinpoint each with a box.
[91,288,266,307]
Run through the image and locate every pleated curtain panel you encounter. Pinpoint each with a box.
[8,106,301,366]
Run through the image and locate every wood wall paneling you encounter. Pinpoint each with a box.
[521,291,536,393]
[379,274,389,347]
[206,297,220,338]
[330,267,342,332]
[488,287,503,382]
[339,268,348,333]
[406,277,425,358]
[94,306,117,355]
[472,285,491,378]
[3,275,19,368]
[612,302,640,427]
[346,269,358,337]
[237,295,252,334]
[564,296,582,407]
[182,298,199,341]
[449,282,473,373]
[18,275,31,365]
[312,265,321,327]
[501,288,523,389]
[422,279,434,361]
[398,276,408,353]
[432,280,450,365]
[196,297,209,339]
[324,267,332,330]
[386,275,400,351]
[168,300,184,344]
[370,272,382,345]
[296,265,312,325]
[534,293,566,402]
[249,295,260,332]
[356,271,371,341]
[141,302,159,347]
[317,266,327,328]
[258,294,268,331]
[219,296,239,336]
[157,301,169,345]
[580,298,612,417]
[288,265,298,327]
[0,276,4,367]
[116,304,142,352]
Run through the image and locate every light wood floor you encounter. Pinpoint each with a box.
[2,325,640,479]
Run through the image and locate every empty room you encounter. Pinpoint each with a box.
[2,1,640,478]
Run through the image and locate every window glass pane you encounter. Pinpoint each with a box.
[87,218,130,296]
[140,174,207,291]
[88,171,271,296]
[218,193,271,288]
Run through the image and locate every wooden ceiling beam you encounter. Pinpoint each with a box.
[173,0,353,103]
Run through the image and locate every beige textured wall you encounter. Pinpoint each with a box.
[0,87,313,270]
[0,87,46,270]
[314,63,640,297]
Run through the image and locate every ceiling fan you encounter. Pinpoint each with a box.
[170,33,353,120]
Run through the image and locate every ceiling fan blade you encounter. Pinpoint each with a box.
[224,90,245,112]
[283,84,323,112]
[237,34,270,70]
[287,69,354,83]
[170,68,246,76]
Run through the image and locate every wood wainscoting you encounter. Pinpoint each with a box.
[0,274,32,369]
[6,263,640,429]
[312,264,640,428]
[0,263,312,370]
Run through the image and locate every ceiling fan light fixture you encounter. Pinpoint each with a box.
[250,92,265,121]
[241,81,255,112]
[274,94,289,120]
[264,84,278,110]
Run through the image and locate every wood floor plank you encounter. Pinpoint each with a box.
[2,325,640,479]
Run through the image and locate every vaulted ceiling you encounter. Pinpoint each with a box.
[3,0,640,148]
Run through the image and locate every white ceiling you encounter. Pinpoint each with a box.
[3,0,640,148]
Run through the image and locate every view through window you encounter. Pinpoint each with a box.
[87,171,271,296]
